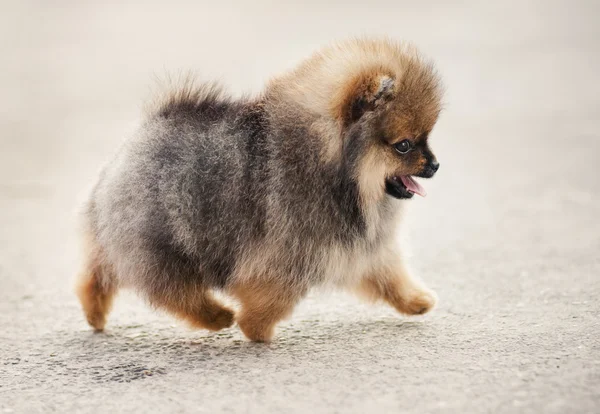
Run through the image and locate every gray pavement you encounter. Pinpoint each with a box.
[1,1,599,413]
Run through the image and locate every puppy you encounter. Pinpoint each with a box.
[76,37,443,342]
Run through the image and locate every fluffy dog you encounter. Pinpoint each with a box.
[76,37,444,342]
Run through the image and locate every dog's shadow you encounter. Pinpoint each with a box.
[37,317,434,384]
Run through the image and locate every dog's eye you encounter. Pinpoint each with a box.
[394,139,411,154]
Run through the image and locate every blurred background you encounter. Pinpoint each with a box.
[1,1,599,413]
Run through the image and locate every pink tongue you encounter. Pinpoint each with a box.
[400,176,427,197]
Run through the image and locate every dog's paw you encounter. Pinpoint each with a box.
[399,289,438,315]
[238,324,275,343]
[187,307,235,332]
[236,315,277,343]
[205,308,236,331]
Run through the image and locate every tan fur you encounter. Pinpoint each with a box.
[356,146,389,206]
[76,273,115,331]
[149,289,235,332]
[230,280,304,342]
[267,38,418,118]
[332,71,395,122]
[75,232,117,331]
[355,258,437,315]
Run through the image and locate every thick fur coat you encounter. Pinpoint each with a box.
[77,38,444,342]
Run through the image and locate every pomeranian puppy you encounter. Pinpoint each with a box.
[76,37,443,342]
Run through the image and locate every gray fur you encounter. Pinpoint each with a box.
[88,95,388,300]
[82,40,443,310]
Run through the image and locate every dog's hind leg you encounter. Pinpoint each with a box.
[75,227,119,331]
[149,285,235,332]
[76,255,117,332]
[230,279,304,342]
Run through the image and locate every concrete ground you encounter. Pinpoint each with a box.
[1,1,599,412]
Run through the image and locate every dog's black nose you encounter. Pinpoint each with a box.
[429,160,440,172]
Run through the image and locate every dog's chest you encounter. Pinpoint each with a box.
[317,243,376,287]
[318,201,401,287]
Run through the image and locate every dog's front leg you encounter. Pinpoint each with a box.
[356,258,437,315]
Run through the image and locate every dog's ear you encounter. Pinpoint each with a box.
[333,73,396,125]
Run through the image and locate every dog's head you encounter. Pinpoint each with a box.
[336,58,443,202]
[266,38,443,203]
